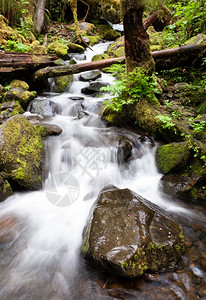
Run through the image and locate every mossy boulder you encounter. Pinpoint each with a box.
[9,80,29,90]
[38,124,62,136]
[0,115,44,190]
[47,42,68,59]
[185,33,206,46]
[0,101,24,120]
[147,26,165,51]
[68,42,85,53]
[92,53,110,61]
[3,88,37,109]
[103,29,121,41]
[30,40,47,54]
[160,159,206,203]
[0,174,13,202]
[156,142,190,174]
[107,37,125,57]
[54,75,73,93]
[82,187,185,277]
[85,35,102,46]
[69,22,95,34]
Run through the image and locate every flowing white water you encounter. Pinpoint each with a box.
[0,43,191,299]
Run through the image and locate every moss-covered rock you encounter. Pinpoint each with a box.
[0,101,24,119]
[156,142,190,174]
[160,159,206,203]
[67,42,85,53]
[30,40,47,54]
[0,174,13,202]
[69,22,95,34]
[0,115,44,190]
[47,42,68,59]
[3,88,37,109]
[85,35,102,46]
[107,36,125,57]
[147,26,165,51]
[185,33,206,46]
[103,29,121,41]
[9,80,29,90]
[82,187,185,277]
[92,53,110,61]
[54,75,73,93]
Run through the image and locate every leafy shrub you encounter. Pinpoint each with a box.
[5,41,31,52]
[101,66,159,113]
[163,0,206,45]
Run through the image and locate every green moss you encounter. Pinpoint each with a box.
[86,35,101,46]
[54,75,73,93]
[47,42,68,59]
[81,221,92,254]
[0,115,44,189]
[92,54,110,61]
[156,142,190,174]
[9,80,29,90]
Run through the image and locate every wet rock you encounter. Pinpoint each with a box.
[0,215,20,244]
[80,71,102,82]
[156,142,190,174]
[117,136,132,163]
[39,123,63,136]
[68,96,85,101]
[0,115,44,190]
[82,187,185,277]
[29,99,60,117]
[3,88,37,109]
[0,174,13,202]
[81,82,109,95]
[159,174,190,198]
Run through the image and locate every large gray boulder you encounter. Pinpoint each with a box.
[82,187,185,277]
[0,115,44,190]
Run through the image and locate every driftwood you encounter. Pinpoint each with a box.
[33,43,206,81]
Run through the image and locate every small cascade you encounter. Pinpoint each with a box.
[0,41,205,300]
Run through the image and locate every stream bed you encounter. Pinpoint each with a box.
[0,42,205,300]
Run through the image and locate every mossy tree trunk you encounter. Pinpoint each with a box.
[70,0,81,39]
[121,0,155,74]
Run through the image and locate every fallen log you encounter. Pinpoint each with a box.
[33,42,206,81]
[0,51,57,80]
[33,56,126,81]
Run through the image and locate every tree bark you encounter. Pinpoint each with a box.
[34,0,46,33]
[121,0,155,73]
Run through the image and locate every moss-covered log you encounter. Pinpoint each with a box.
[33,56,125,81]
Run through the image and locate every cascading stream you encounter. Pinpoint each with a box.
[0,42,198,300]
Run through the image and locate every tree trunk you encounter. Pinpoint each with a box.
[121,0,155,73]
[34,0,46,33]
